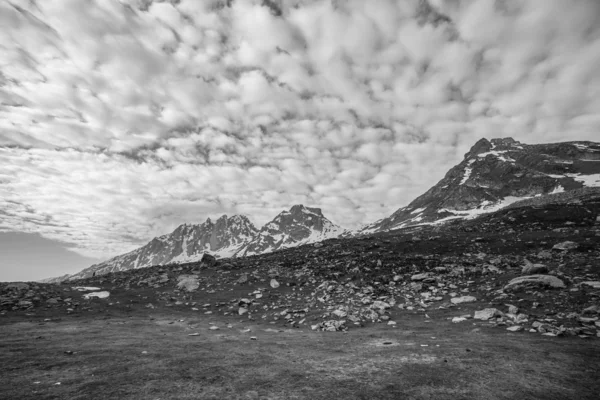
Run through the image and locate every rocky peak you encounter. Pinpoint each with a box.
[289,204,324,217]
[359,137,600,234]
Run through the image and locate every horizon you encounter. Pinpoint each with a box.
[2,1,600,281]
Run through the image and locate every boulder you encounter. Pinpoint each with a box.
[582,281,600,289]
[552,241,578,251]
[176,275,200,292]
[451,295,477,304]
[83,291,110,299]
[200,253,217,268]
[411,273,430,281]
[503,275,565,292]
[522,263,548,275]
[474,308,500,320]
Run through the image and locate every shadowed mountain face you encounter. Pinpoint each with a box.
[359,138,600,234]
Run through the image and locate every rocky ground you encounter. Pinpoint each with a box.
[2,191,599,340]
[2,192,600,399]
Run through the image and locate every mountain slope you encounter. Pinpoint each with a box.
[360,137,600,234]
[68,215,258,280]
[66,205,347,280]
[235,204,347,257]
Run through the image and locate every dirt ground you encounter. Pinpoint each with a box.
[1,309,599,400]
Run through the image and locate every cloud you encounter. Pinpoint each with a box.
[1,0,600,260]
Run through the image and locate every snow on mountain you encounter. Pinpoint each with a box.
[64,206,347,280]
[359,137,600,234]
[235,205,347,257]
[67,215,259,280]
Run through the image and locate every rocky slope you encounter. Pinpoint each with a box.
[4,188,600,338]
[360,138,600,234]
[62,205,345,280]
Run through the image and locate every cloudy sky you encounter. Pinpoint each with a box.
[1,0,600,281]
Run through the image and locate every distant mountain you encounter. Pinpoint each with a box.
[360,137,600,234]
[65,205,346,280]
[236,204,347,257]
[68,214,259,280]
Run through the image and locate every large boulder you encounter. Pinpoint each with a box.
[504,275,565,292]
[176,275,200,292]
[451,295,477,304]
[200,253,217,268]
[474,308,501,320]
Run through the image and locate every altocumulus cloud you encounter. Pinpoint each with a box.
[1,0,599,259]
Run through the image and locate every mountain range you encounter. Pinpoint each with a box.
[57,137,600,281]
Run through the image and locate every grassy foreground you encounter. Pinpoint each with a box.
[1,311,599,400]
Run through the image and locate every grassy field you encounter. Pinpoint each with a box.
[2,310,599,400]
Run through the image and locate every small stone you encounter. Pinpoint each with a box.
[452,317,467,323]
[506,326,523,332]
[387,320,397,326]
[270,279,280,289]
[209,326,220,331]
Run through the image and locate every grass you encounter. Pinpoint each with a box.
[1,310,599,400]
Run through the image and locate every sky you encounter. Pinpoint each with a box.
[1,0,600,281]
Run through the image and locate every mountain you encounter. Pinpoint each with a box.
[360,137,600,234]
[235,204,347,257]
[66,205,345,280]
[68,215,259,280]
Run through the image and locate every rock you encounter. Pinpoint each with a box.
[200,253,217,268]
[411,273,430,281]
[503,275,566,291]
[582,305,599,315]
[537,250,552,259]
[209,326,220,330]
[238,307,248,316]
[237,274,248,284]
[176,275,200,292]
[72,286,101,291]
[582,281,600,289]
[506,325,523,332]
[270,279,280,289]
[507,305,519,314]
[474,308,500,320]
[522,263,548,275]
[332,309,347,318]
[451,295,477,304]
[552,241,578,251]
[370,300,391,310]
[83,291,110,299]
[452,317,467,323]
[387,320,396,326]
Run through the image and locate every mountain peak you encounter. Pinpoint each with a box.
[289,204,323,217]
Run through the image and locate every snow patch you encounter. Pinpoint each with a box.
[477,150,515,162]
[460,159,475,185]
